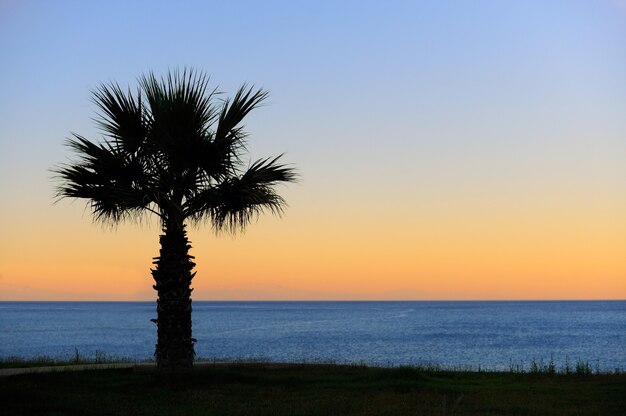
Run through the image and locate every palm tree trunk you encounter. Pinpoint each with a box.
[151,221,196,370]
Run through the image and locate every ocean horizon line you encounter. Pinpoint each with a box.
[1,299,624,303]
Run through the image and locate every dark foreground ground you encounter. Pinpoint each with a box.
[2,363,624,415]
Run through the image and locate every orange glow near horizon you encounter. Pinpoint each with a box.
[1,188,624,301]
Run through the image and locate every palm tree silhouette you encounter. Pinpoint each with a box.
[54,69,296,370]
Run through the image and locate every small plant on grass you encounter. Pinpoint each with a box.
[73,348,82,365]
[575,359,592,375]
[563,355,572,375]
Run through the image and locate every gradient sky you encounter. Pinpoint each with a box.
[1,0,625,300]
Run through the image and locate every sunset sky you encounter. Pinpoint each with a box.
[1,0,625,300]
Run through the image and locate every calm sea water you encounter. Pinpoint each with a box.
[0,301,624,371]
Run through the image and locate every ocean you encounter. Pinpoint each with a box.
[0,301,624,371]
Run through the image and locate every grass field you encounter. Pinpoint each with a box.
[2,363,624,415]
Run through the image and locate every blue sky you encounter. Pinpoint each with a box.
[2,0,625,190]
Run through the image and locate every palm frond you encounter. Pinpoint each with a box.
[243,155,298,185]
[53,134,157,224]
[213,85,269,169]
[185,155,296,232]
[140,69,218,157]
[91,82,145,154]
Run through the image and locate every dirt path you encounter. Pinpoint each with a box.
[0,363,137,377]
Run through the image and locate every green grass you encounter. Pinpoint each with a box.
[2,363,625,415]
[0,350,139,369]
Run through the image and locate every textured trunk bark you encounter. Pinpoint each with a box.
[151,221,196,371]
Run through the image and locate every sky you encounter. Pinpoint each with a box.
[0,0,625,300]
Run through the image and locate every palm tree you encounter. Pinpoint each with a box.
[54,69,296,371]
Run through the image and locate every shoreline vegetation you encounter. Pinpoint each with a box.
[1,352,623,375]
[2,359,624,415]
